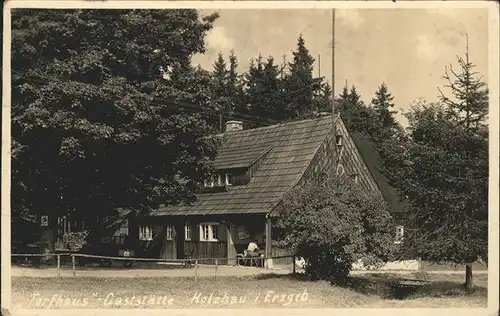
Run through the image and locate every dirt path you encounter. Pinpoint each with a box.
[11,265,291,278]
[11,265,488,278]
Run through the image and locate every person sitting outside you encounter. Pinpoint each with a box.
[246,239,261,257]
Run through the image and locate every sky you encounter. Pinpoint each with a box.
[192,8,489,126]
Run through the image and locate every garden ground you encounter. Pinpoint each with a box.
[11,266,488,309]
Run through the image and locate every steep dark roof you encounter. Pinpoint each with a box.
[350,131,403,214]
[153,116,333,216]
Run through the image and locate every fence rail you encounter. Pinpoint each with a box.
[11,253,299,280]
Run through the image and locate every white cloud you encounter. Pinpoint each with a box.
[416,34,438,61]
[415,30,467,62]
[336,10,365,29]
[205,26,235,52]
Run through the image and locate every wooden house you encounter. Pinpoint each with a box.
[123,113,404,268]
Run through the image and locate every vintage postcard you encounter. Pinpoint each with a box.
[2,1,499,316]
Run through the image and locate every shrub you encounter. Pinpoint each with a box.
[276,172,397,282]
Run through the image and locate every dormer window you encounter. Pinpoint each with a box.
[203,173,227,190]
[225,173,232,186]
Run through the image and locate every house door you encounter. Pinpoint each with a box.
[176,223,185,259]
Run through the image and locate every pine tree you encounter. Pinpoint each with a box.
[228,50,238,89]
[284,34,322,120]
[403,43,489,290]
[211,52,229,131]
[336,85,351,122]
[243,55,265,120]
[371,83,399,141]
[335,84,374,134]
[316,81,333,114]
[261,56,283,120]
[243,55,286,123]
[225,50,247,123]
[347,86,369,132]
[438,38,488,134]
[209,51,245,132]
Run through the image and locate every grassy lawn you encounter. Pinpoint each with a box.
[11,272,487,309]
[420,261,488,271]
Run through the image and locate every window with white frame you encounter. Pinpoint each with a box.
[204,174,222,188]
[166,224,174,240]
[199,223,219,242]
[114,219,129,236]
[395,225,404,244]
[185,222,192,241]
[139,224,153,241]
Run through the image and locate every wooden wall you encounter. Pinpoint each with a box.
[184,241,228,264]
[137,214,294,266]
[144,217,231,263]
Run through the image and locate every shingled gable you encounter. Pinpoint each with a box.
[151,115,402,216]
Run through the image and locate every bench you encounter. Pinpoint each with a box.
[391,278,431,299]
[236,250,264,267]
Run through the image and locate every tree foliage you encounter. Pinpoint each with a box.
[209,50,244,131]
[370,83,400,139]
[243,55,285,123]
[276,173,396,282]
[352,83,407,197]
[402,101,488,261]
[210,34,325,124]
[438,47,488,134]
[11,9,221,235]
[282,34,323,120]
[315,81,333,114]
[401,48,488,289]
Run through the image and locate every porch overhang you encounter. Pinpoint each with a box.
[149,205,275,217]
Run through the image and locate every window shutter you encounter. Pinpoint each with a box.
[218,223,227,242]
[191,224,200,241]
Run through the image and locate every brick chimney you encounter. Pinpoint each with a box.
[225,120,243,132]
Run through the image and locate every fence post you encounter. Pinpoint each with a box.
[215,259,218,280]
[194,259,198,282]
[292,255,296,274]
[72,255,76,277]
[57,255,61,277]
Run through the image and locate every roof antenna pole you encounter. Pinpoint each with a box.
[318,53,321,77]
[331,8,336,119]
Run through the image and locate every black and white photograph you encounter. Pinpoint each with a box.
[2,1,498,315]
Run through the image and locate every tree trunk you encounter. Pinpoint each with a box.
[465,263,474,291]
